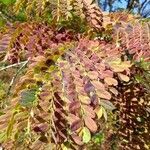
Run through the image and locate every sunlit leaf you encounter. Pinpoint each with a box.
[109,87,118,96]
[84,117,97,132]
[82,105,95,118]
[95,106,103,119]
[108,59,132,72]
[104,77,118,86]
[91,80,105,90]
[92,132,104,144]
[118,73,130,82]
[0,0,15,5]
[96,90,111,100]
[78,95,91,104]
[88,71,99,80]
[102,107,107,121]
[0,132,6,143]
[82,127,91,143]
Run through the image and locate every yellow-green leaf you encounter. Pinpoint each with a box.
[95,106,103,119]
[82,127,91,143]
[78,95,91,104]
[102,107,107,121]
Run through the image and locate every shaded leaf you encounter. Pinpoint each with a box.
[99,100,116,111]
[71,134,83,146]
[68,114,80,124]
[71,119,82,131]
[19,89,37,107]
[84,82,95,93]
[69,101,80,113]
[92,132,104,144]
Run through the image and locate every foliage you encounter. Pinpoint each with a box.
[0,0,150,150]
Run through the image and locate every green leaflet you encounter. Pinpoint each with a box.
[99,100,116,111]
[0,0,16,5]
[6,111,15,138]
[92,132,104,144]
[19,89,37,107]
[82,127,91,143]
[0,132,6,143]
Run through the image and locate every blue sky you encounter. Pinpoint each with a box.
[99,0,150,17]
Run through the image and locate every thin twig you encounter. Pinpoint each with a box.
[0,60,28,71]
[7,59,29,96]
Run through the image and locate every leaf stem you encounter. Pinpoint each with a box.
[0,60,29,71]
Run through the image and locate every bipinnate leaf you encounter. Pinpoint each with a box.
[99,100,116,111]
[82,127,91,143]
[84,117,97,132]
